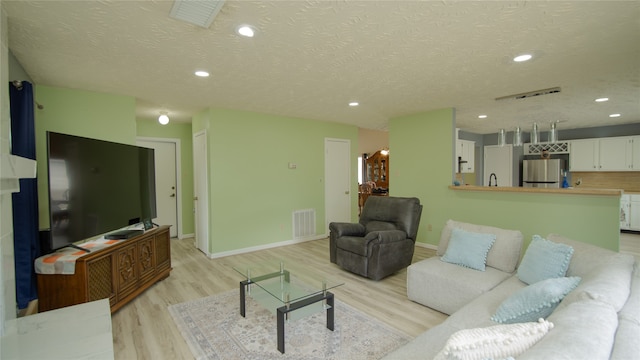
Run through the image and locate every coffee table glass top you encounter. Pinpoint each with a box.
[232,260,344,304]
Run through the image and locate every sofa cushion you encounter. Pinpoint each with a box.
[441,228,496,271]
[438,220,523,273]
[517,235,573,285]
[408,257,512,315]
[335,236,368,256]
[518,299,619,360]
[492,276,581,324]
[434,319,554,360]
[545,233,619,277]
[611,263,640,360]
[557,252,634,312]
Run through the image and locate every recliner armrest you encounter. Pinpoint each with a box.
[329,222,366,237]
[364,230,409,245]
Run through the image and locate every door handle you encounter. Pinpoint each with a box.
[170,194,176,197]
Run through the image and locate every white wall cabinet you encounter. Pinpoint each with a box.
[456,139,475,173]
[633,136,640,170]
[570,136,637,171]
[570,139,598,171]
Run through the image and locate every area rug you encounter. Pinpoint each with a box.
[168,289,412,360]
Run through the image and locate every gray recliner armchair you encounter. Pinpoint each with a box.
[329,196,423,280]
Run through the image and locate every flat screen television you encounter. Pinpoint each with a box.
[46,131,157,252]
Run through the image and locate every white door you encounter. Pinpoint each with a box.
[193,131,209,255]
[484,145,513,187]
[325,138,351,230]
[137,139,179,237]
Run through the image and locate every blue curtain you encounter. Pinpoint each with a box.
[9,81,40,310]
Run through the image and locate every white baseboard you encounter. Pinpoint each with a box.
[415,241,438,251]
[207,234,328,259]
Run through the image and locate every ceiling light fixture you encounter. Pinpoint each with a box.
[158,112,170,125]
[478,115,487,119]
[195,70,210,77]
[237,25,255,37]
[513,54,533,62]
[609,113,621,118]
[349,102,359,107]
[595,97,609,102]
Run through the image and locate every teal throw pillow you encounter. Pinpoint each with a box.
[492,276,581,324]
[441,227,496,271]
[517,235,574,285]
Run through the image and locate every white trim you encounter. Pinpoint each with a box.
[415,242,438,251]
[136,136,183,239]
[192,130,210,257]
[207,234,328,259]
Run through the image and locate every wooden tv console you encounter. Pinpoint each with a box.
[37,225,172,313]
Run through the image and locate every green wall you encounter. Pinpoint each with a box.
[35,85,136,228]
[390,108,621,252]
[194,108,358,255]
[136,119,195,236]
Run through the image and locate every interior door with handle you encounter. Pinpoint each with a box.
[137,139,179,237]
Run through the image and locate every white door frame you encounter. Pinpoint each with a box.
[324,138,352,232]
[193,130,210,256]
[136,136,183,238]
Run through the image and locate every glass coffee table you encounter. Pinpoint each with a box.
[233,260,344,354]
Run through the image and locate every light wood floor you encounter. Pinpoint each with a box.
[112,232,640,359]
[111,238,447,359]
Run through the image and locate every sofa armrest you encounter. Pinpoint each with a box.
[329,222,365,237]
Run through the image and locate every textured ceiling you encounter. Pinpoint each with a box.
[4,0,640,134]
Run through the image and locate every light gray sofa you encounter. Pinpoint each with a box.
[384,224,639,360]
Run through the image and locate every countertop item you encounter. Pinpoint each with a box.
[448,185,623,196]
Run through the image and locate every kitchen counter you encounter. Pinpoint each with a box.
[449,185,623,196]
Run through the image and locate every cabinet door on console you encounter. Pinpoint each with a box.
[155,229,171,272]
[138,237,156,283]
[117,244,138,299]
[87,254,116,306]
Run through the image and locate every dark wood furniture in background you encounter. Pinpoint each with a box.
[37,225,172,313]
[365,150,389,189]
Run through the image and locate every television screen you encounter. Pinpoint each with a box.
[46,132,157,251]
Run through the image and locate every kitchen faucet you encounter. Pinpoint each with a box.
[488,173,497,186]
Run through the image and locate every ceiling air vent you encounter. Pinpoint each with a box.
[495,87,561,101]
[169,0,226,28]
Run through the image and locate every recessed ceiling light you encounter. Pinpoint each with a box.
[195,71,210,77]
[237,25,255,38]
[478,115,487,119]
[513,54,533,62]
[595,97,609,102]
[349,102,359,107]
[609,113,621,118]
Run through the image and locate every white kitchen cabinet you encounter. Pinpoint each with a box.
[630,195,640,231]
[599,137,632,171]
[632,136,640,170]
[570,139,598,171]
[621,194,630,230]
[456,139,475,173]
[570,136,636,171]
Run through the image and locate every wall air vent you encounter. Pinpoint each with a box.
[495,87,561,101]
[169,0,226,28]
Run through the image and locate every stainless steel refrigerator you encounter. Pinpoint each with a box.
[522,159,565,188]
